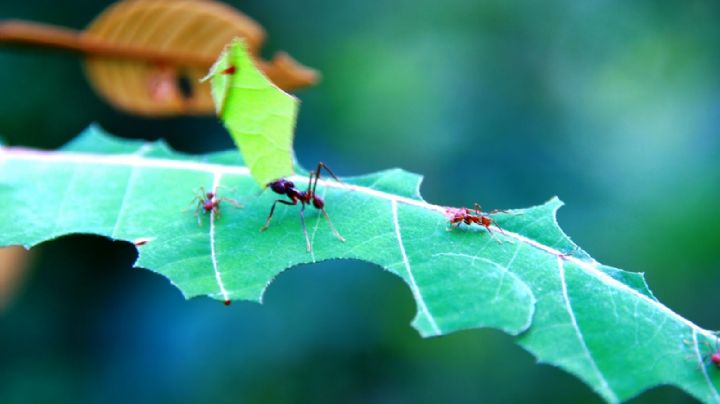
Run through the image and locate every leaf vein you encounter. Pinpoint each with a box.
[558,257,618,402]
[391,199,441,335]
[210,172,229,303]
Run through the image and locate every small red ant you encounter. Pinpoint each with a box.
[260,162,345,252]
[190,187,242,225]
[446,204,506,235]
[220,65,236,75]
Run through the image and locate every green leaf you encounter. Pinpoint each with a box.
[0,128,718,403]
[205,38,298,186]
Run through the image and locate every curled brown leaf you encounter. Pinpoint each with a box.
[0,246,30,312]
[0,0,319,116]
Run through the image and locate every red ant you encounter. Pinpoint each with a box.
[260,162,345,252]
[190,187,241,225]
[446,204,506,235]
[220,65,236,75]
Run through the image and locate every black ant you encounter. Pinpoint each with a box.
[260,162,345,252]
[446,203,506,235]
[190,187,241,225]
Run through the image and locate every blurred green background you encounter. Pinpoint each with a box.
[1,0,720,402]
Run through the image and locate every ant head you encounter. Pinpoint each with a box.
[312,195,325,209]
[269,179,294,194]
[206,192,215,199]
[481,216,493,227]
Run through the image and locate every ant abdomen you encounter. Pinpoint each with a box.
[312,195,325,209]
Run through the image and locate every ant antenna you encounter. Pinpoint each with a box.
[321,209,346,242]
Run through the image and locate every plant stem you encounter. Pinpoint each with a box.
[0,20,215,67]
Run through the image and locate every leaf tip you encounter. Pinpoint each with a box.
[547,196,565,210]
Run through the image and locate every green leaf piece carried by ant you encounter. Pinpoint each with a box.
[204,38,298,186]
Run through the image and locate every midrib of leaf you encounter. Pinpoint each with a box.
[1,144,719,402]
[209,172,230,303]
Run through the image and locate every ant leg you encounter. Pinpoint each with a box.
[259,199,297,232]
[317,162,342,182]
[321,209,346,242]
[483,223,507,244]
[184,195,203,212]
[490,208,521,218]
[311,162,342,195]
[306,171,315,195]
[216,185,237,193]
[195,203,203,226]
[488,209,512,219]
[493,222,506,235]
[484,224,494,236]
[299,203,312,252]
[218,197,243,208]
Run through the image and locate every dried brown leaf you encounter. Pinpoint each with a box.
[0,246,30,312]
[0,0,319,116]
[83,0,317,116]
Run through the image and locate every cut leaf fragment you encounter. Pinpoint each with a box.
[206,39,298,186]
